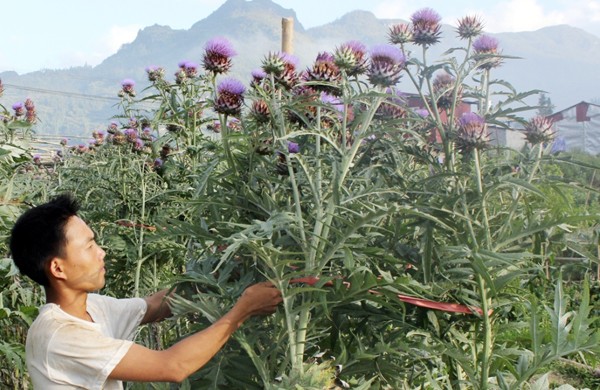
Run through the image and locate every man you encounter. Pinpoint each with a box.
[9,194,283,389]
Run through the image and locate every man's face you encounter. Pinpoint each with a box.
[57,216,107,292]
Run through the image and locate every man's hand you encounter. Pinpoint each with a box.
[111,281,282,383]
[237,281,283,317]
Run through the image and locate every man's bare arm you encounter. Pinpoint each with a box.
[110,282,282,383]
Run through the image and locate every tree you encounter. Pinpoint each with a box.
[537,92,555,116]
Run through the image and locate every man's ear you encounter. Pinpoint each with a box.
[48,257,67,281]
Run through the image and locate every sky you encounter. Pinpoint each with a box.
[2,0,599,74]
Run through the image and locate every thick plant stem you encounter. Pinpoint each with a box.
[133,160,147,298]
[476,274,492,390]
[308,107,323,271]
[474,149,492,249]
[294,306,310,374]
[281,291,298,371]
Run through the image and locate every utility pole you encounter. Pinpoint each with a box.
[282,17,294,54]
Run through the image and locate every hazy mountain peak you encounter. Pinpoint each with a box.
[193,0,304,32]
[5,2,600,137]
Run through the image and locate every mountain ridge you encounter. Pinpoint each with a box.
[1,0,598,137]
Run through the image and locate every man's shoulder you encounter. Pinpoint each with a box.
[29,304,92,335]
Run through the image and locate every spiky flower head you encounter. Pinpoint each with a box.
[411,8,442,46]
[24,98,37,123]
[214,77,246,116]
[456,112,488,154]
[180,61,199,78]
[377,88,408,120]
[12,102,24,117]
[250,99,271,123]
[141,127,153,141]
[473,35,502,69]
[124,128,138,143]
[119,79,136,98]
[320,92,353,124]
[334,41,367,76]
[388,23,413,45]
[203,37,237,74]
[92,130,105,145]
[432,72,461,110]
[456,15,484,39]
[305,51,342,96]
[288,141,300,154]
[367,45,406,88]
[24,98,34,110]
[251,68,267,88]
[107,121,119,134]
[261,51,297,76]
[145,65,165,82]
[524,116,555,145]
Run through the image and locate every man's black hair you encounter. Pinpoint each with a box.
[9,193,79,286]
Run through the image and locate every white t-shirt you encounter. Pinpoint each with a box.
[26,293,147,389]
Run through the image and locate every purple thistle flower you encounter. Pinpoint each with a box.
[305,52,341,95]
[458,112,485,130]
[204,37,237,58]
[252,68,267,81]
[124,128,138,143]
[473,35,502,69]
[203,37,236,74]
[154,158,164,168]
[316,52,335,62]
[524,116,555,145]
[107,121,119,134]
[456,15,484,39]
[145,65,165,82]
[288,141,300,154]
[388,23,413,45]
[456,112,488,153]
[60,138,68,146]
[411,8,442,46]
[12,102,25,117]
[214,78,246,116]
[121,78,135,87]
[281,53,299,69]
[334,40,368,76]
[252,98,271,119]
[134,138,144,151]
[183,61,199,77]
[432,72,461,110]
[250,68,267,89]
[473,35,499,53]
[24,98,35,110]
[415,108,429,118]
[320,93,343,111]
[376,88,408,120]
[120,79,136,98]
[262,51,296,75]
[368,45,406,88]
[218,78,246,95]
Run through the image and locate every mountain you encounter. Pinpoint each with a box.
[1,0,599,138]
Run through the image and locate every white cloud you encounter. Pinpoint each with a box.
[371,0,412,20]
[103,25,142,54]
[485,0,565,32]
[57,25,141,69]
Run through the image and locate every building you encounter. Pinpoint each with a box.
[547,101,600,155]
